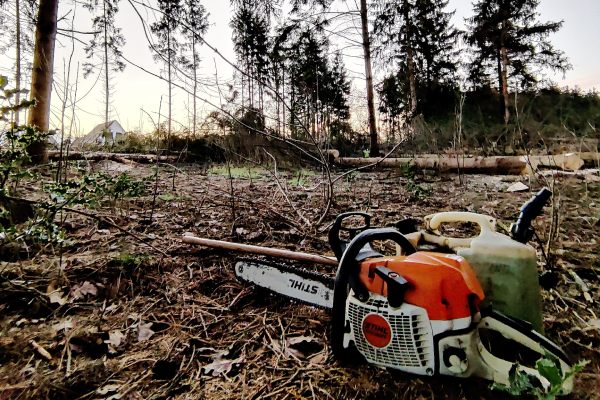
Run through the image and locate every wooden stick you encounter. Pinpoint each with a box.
[182,235,338,266]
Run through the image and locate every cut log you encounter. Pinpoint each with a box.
[332,153,587,175]
[579,152,599,167]
[334,155,527,175]
[324,149,340,162]
[521,153,584,173]
[47,151,178,164]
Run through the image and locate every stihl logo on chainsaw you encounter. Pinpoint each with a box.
[362,314,392,348]
[288,279,318,294]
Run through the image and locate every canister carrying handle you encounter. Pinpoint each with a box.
[423,212,496,250]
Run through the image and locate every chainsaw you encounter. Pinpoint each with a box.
[234,195,574,393]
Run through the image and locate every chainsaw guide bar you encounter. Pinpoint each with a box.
[235,258,335,310]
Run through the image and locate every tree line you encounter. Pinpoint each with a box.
[0,0,589,162]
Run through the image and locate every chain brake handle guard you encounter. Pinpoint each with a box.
[331,228,417,361]
[328,212,373,261]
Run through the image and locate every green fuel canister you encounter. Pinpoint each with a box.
[423,212,544,332]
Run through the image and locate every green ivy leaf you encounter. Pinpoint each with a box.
[536,358,564,387]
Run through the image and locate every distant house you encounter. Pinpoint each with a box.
[72,120,126,148]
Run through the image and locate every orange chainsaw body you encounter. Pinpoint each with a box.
[358,252,485,320]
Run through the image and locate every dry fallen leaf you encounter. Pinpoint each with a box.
[47,291,68,305]
[105,330,125,352]
[203,354,244,377]
[96,384,121,395]
[285,335,323,359]
[52,319,74,334]
[71,281,98,300]
[308,351,327,365]
[137,321,154,342]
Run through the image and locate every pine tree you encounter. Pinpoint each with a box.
[414,0,459,87]
[270,22,300,137]
[377,72,404,140]
[286,28,350,144]
[288,28,327,140]
[84,0,126,131]
[179,0,208,137]
[230,1,271,111]
[373,0,459,123]
[373,0,418,118]
[324,52,351,122]
[322,51,351,147]
[150,0,183,151]
[466,0,570,125]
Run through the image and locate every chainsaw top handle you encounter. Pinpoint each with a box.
[331,228,416,361]
[328,212,372,260]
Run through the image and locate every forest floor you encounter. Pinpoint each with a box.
[1,161,599,399]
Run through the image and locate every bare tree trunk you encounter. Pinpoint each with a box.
[192,35,197,138]
[404,6,417,119]
[167,27,172,152]
[360,0,378,156]
[407,45,417,117]
[57,10,77,182]
[282,69,286,137]
[275,68,281,135]
[103,0,110,129]
[14,0,21,125]
[500,49,510,125]
[499,20,510,126]
[27,0,59,164]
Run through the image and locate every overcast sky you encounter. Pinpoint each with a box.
[42,0,600,135]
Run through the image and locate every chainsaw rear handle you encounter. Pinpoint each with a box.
[331,228,416,361]
[510,187,552,244]
[328,212,372,260]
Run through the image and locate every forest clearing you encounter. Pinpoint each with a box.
[2,0,600,398]
[1,160,599,399]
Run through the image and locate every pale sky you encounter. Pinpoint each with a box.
[8,0,599,135]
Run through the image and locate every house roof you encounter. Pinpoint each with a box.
[87,120,121,136]
[72,120,125,147]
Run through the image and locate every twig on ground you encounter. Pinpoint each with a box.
[29,340,52,361]
[262,149,310,227]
